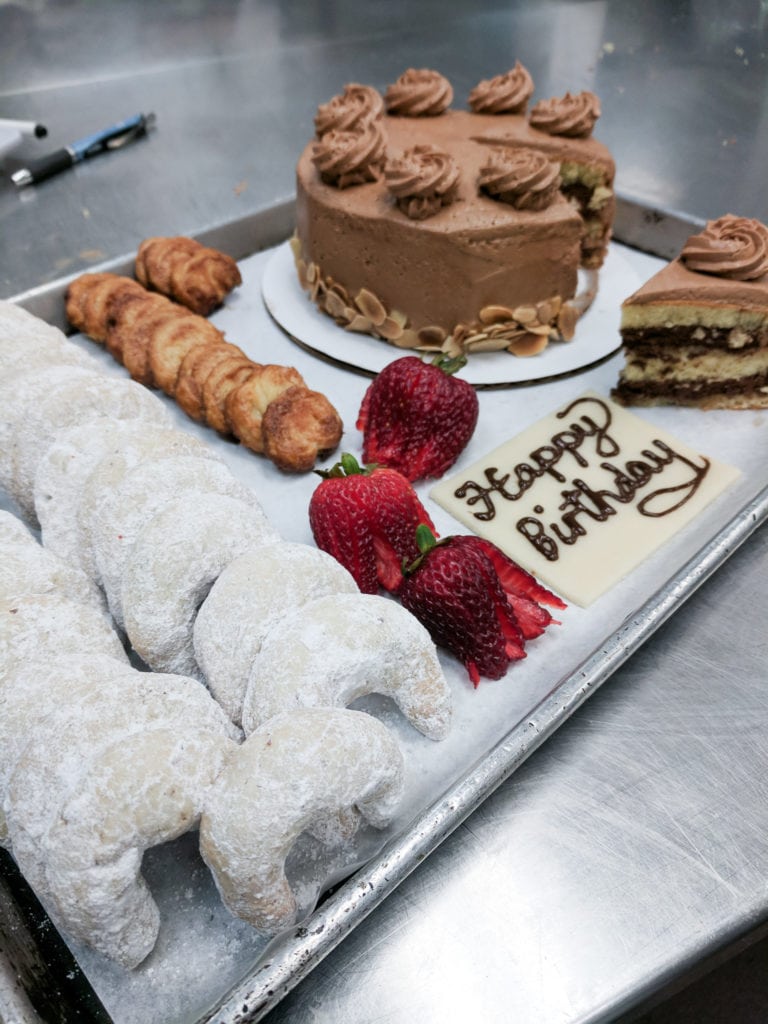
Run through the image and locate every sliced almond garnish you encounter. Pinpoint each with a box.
[479,304,515,325]
[417,325,447,346]
[377,316,405,341]
[508,332,550,356]
[354,288,387,326]
[390,309,408,328]
[512,305,538,325]
[394,328,421,349]
[557,302,578,341]
[306,262,318,285]
[466,334,512,352]
[345,314,374,333]
[297,259,309,290]
[324,290,347,320]
[289,235,302,261]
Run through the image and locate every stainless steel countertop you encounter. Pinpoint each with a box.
[2,3,768,1022]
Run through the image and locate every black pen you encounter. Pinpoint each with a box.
[11,112,156,188]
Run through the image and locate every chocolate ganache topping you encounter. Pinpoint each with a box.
[384,68,453,116]
[314,83,385,137]
[468,62,535,114]
[529,90,600,138]
[479,147,561,211]
[385,144,460,220]
[312,121,387,188]
[680,214,768,280]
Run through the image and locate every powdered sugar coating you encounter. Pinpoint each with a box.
[242,592,452,740]
[0,653,137,846]
[0,592,127,686]
[12,372,170,523]
[0,510,103,611]
[78,425,217,586]
[122,493,279,677]
[193,544,358,724]
[91,453,265,631]
[0,365,99,517]
[199,708,404,933]
[34,418,190,578]
[5,660,237,967]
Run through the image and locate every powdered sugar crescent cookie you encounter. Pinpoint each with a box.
[0,300,67,346]
[5,663,237,967]
[0,302,98,374]
[33,417,195,577]
[0,593,127,686]
[122,493,279,677]
[0,365,99,514]
[0,510,103,611]
[74,426,218,597]
[199,708,404,934]
[242,593,452,740]
[92,454,267,630]
[0,653,137,846]
[193,543,358,724]
[12,371,170,523]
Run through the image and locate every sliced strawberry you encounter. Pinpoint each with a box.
[309,453,434,593]
[357,354,479,482]
[473,536,567,610]
[398,527,528,686]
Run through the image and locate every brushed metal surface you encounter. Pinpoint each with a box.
[2,3,768,1023]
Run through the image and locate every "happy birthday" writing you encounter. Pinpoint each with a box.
[453,396,711,562]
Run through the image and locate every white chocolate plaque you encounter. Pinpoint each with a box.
[430,392,741,606]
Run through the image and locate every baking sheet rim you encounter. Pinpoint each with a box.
[1,193,738,1024]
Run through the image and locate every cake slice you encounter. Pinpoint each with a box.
[612,214,768,409]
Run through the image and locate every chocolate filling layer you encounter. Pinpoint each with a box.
[613,370,768,401]
[621,325,768,350]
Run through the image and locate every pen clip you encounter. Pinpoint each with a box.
[104,112,156,151]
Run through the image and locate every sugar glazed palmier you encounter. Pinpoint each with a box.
[65,272,343,472]
[135,235,242,316]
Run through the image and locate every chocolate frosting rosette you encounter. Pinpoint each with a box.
[314,83,385,137]
[468,62,535,114]
[529,90,601,138]
[385,144,460,220]
[681,215,768,280]
[479,147,561,211]
[312,121,387,188]
[384,69,453,116]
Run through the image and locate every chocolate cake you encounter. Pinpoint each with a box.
[613,215,768,409]
[293,67,616,359]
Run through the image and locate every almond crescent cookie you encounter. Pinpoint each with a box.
[121,493,279,676]
[0,591,128,686]
[6,367,170,523]
[5,661,237,967]
[135,236,242,316]
[242,592,452,740]
[199,708,404,934]
[33,417,196,578]
[77,428,221,620]
[0,364,99,517]
[0,510,103,612]
[0,653,138,846]
[91,454,265,631]
[193,543,358,724]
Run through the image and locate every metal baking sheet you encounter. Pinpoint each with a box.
[2,196,767,1024]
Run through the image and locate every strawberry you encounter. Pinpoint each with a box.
[309,452,435,594]
[398,526,564,686]
[357,354,479,482]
